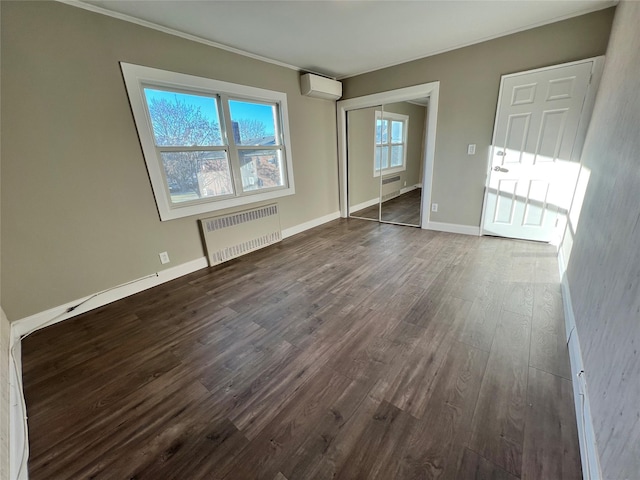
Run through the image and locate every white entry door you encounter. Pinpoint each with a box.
[482,60,595,242]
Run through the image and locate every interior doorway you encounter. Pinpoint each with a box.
[337,82,440,229]
[481,57,604,243]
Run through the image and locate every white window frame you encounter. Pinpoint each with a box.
[120,62,295,221]
[373,110,409,177]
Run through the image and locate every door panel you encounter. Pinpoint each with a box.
[504,113,531,162]
[482,61,593,242]
[494,179,517,224]
[523,180,549,227]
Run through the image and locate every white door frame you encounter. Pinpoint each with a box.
[337,81,440,229]
[479,56,605,241]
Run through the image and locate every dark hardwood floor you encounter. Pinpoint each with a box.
[351,189,422,225]
[21,218,581,479]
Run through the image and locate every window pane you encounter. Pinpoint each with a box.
[376,146,389,169]
[375,118,390,144]
[238,149,285,191]
[391,146,404,167]
[160,151,233,203]
[391,121,403,143]
[375,119,384,145]
[229,100,279,146]
[144,88,222,147]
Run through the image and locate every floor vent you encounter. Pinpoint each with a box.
[199,204,282,266]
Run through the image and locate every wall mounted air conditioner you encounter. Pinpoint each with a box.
[300,73,342,101]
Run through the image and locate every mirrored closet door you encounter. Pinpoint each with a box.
[348,105,383,221]
[347,99,429,227]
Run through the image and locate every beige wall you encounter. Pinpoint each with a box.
[347,102,426,207]
[0,1,339,320]
[0,2,9,475]
[342,8,614,228]
[565,2,640,478]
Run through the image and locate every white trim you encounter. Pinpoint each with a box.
[348,185,420,217]
[373,110,409,177]
[12,257,208,338]
[400,183,421,195]
[282,211,340,238]
[6,305,27,480]
[425,221,480,236]
[337,82,439,229]
[349,198,380,214]
[12,210,344,333]
[9,329,26,480]
[558,265,602,480]
[373,166,405,177]
[58,0,613,83]
[56,1,310,76]
[120,62,296,222]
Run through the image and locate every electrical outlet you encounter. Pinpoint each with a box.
[467,144,476,155]
[431,203,438,212]
[159,251,170,265]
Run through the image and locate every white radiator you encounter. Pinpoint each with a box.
[382,174,402,202]
[199,204,282,266]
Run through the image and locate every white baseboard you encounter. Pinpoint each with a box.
[425,221,480,236]
[12,256,208,339]
[349,198,379,214]
[9,328,26,480]
[282,211,340,239]
[400,183,421,195]
[349,187,422,217]
[13,210,344,334]
[559,261,602,480]
[4,307,26,480]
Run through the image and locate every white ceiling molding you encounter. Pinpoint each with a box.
[66,0,617,79]
[58,0,305,74]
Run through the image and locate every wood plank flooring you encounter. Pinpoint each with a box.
[351,188,422,225]
[21,218,581,479]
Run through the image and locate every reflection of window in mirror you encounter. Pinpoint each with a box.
[374,111,408,177]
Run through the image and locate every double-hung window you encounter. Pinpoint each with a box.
[374,111,408,176]
[121,63,295,221]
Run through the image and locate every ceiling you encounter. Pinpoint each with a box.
[77,0,616,79]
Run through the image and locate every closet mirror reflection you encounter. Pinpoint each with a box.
[347,99,428,227]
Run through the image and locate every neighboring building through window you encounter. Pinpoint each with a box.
[374,111,408,176]
[121,63,295,221]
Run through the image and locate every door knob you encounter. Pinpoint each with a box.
[496,151,506,156]
[493,166,509,172]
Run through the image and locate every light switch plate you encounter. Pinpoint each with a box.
[159,251,170,264]
[467,144,476,155]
